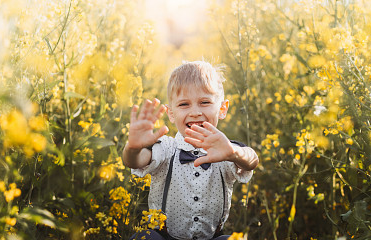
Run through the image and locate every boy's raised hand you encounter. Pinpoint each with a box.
[184,122,235,167]
[127,99,168,150]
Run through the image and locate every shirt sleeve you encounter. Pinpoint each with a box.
[131,135,174,177]
[223,161,253,183]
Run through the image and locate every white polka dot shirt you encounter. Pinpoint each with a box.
[132,132,254,240]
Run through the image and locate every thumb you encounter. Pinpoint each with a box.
[194,156,210,167]
[153,125,169,140]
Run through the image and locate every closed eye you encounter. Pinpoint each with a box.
[201,101,211,104]
[178,103,189,107]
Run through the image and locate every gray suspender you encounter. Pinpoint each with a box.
[161,152,176,213]
[161,150,227,228]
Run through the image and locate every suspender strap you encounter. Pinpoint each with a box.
[215,167,227,233]
[161,151,176,213]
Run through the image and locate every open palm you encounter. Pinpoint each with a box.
[184,122,234,167]
[127,99,168,149]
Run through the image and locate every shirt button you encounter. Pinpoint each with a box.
[193,151,199,155]
[194,217,199,222]
[195,172,200,177]
[194,196,199,201]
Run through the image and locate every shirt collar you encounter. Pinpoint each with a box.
[175,132,207,154]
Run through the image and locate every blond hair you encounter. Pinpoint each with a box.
[167,61,226,104]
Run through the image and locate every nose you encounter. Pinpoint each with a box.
[189,106,202,117]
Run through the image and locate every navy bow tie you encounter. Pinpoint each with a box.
[179,149,211,170]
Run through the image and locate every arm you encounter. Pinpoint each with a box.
[184,121,259,171]
[225,145,259,171]
[122,99,168,169]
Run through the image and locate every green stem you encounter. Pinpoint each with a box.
[287,153,308,238]
[60,0,74,189]
[262,191,278,240]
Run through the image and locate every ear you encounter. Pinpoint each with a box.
[218,100,229,119]
[166,104,175,123]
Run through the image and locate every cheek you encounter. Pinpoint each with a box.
[172,111,186,124]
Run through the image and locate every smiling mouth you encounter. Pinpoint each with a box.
[186,122,204,128]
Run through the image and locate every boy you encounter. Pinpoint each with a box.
[123,61,259,240]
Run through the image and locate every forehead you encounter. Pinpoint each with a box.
[173,86,216,100]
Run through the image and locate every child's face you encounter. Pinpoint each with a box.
[166,86,229,137]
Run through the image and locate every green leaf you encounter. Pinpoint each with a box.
[64,91,85,99]
[18,207,67,232]
[88,137,115,149]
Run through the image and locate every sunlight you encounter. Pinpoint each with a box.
[145,0,207,47]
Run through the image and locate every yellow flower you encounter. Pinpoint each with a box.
[285,94,294,104]
[296,139,306,147]
[4,184,21,202]
[30,133,47,152]
[28,115,47,131]
[288,205,296,222]
[316,136,329,149]
[140,209,167,230]
[303,86,315,95]
[298,147,305,154]
[249,63,256,71]
[228,232,244,240]
[91,123,101,136]
[0,110,29,147]
[308,55,326,69]
[0,181,6,192]
[346,138,354,145]
[265,97,273,104]
[78,121,91,131]
[99,165,116,181]
[274,92,282,101]
[278,33,285,40]
[5,217,16,226]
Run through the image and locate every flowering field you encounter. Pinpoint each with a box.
[0,0,371,239]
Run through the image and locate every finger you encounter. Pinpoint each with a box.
[185,128,205,140]
[190,123,212,137]
[130,105,139,123]
[202,121,218,134]
[149,98,160,115]
[137,99,152,120]
[153,125,169,140]
[184,137,203,148]
[194,156,210,167]
[152,104,166,123]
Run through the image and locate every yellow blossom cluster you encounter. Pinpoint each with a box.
[94,212,118,234]
[99,165,116,181]
[114,157,126,182]
[228,232,245,240]
[0,110,47,156]
[78,120,104,138]
[83,227,100,236]
[139,209,167,230]
[295,129,315,154]
[261,134,280,150]
[306,185,324,204]
[108,187,131,223]
[73,147,94,164]
[2,183,21,202]
[131,174,151,190]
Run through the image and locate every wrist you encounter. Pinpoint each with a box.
[124,142,143,153]
[226,143,240,162]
